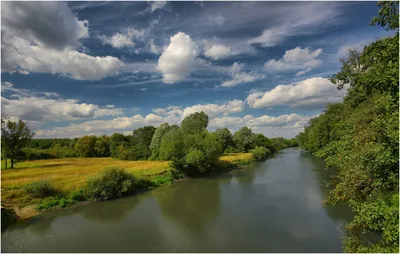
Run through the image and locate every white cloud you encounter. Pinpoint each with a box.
[100,27,145,48]
[1,83,123,123]
[149,1,168,12]
[157,32,200,83]
[183,99,245,118]
[207,15,225,26]
[203,41,231,60]
[1,1,125,80]
[247,77,349,109]
[221,62,264,87]
[264,47,323,76]
[148,39,160,54]
[248,2,342,47]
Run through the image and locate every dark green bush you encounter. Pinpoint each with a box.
[83,167,136,201]
[250,146,271,161]
[23,180,57,198]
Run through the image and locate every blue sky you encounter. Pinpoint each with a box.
[1,1,391,138]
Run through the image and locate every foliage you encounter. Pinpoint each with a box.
[250,146,271,161]
[1,119,34,169]
[297,3,399,252]
[94,135,111,157]
[23,180,57,198]
[74,136,97,157]
[180,111,208,134]
[83,167,136,201]
[149,123,177,159]
[36,190,85,211]
[232,127,256,152]
[214,128,234,151]
[130,126,156,160]
[23,146,78,160]
[110,133,129,158]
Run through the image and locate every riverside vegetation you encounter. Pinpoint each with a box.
[1,111,297,228]
[297,2,399,252]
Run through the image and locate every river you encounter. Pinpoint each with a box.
[1,148,353,252]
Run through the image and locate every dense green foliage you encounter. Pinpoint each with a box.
[250,146,272,161]
[297,3,399,252]
[2,112,297,174]
[83,167,136,201]
[23,180,58,198]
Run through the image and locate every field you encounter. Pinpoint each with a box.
[1,153,253,218]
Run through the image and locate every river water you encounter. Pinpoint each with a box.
[2,148,353,252]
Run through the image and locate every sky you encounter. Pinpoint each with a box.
[0,1,392,139]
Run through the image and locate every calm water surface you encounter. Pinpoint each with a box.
[2,148,353,252]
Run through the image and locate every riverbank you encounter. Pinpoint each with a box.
[1,153,254,225]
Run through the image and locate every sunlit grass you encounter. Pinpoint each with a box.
[1,154,252,217]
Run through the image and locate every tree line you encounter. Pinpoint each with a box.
[296,1,398,252]
[1,111,297,174]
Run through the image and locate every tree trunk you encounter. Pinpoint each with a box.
[10,154,14,169]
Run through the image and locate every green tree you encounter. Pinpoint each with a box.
[74,136,97,157]
[1,119,34,169]
[214,128,234,152]
[232,127,255,152]
[297,2,399,251]
[129,126,156,160]
[181,111,208,134]
[94,135,110,157]
[110,133,128,158]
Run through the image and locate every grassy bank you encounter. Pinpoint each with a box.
[1,153,254,220]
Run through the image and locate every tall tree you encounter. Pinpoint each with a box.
[1,119,34,169]
[214,128,234,152]
[74,136,97,157]
[181,111,208,134]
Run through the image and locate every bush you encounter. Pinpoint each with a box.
[250,146,271,161]
[23,180,57,198]
[83,167,136,201]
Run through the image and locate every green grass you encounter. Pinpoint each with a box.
[1,154,252,218]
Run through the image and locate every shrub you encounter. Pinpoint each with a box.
[23,180,57,198]
[83,167,135,201]
[250,146,271,161]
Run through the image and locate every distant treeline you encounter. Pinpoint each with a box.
[22,112,297,174]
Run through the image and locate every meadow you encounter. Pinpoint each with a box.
[1,153,253,218]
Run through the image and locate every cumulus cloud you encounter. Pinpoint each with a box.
[100,27,145,48]
[203,41,231,60]
[246,77,349,109]
[221,62,265,87]
[1,1,124,80]
[33,108,313,139]
[264,47,323,76]
[149,1,168,12]
[152,99,245,120]
[157,32,200,83]
[1,82,123,123]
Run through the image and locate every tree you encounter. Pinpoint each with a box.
[1,119,34,169]
[110,133,128,158]
[94,135,110,157]
[232,127,255,152]
[130,126,156,160]
[149,123,178,159]
[370,0,399,31]
[74,136,97,157]
[181,111,208,134]
[214,128,234,152]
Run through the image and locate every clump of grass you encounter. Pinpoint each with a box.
[83,166,136,201]
[23,180,57,198]
[36,190,86,211]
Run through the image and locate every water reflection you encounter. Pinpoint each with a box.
[153,179,221,231]
[76,196,142,223]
